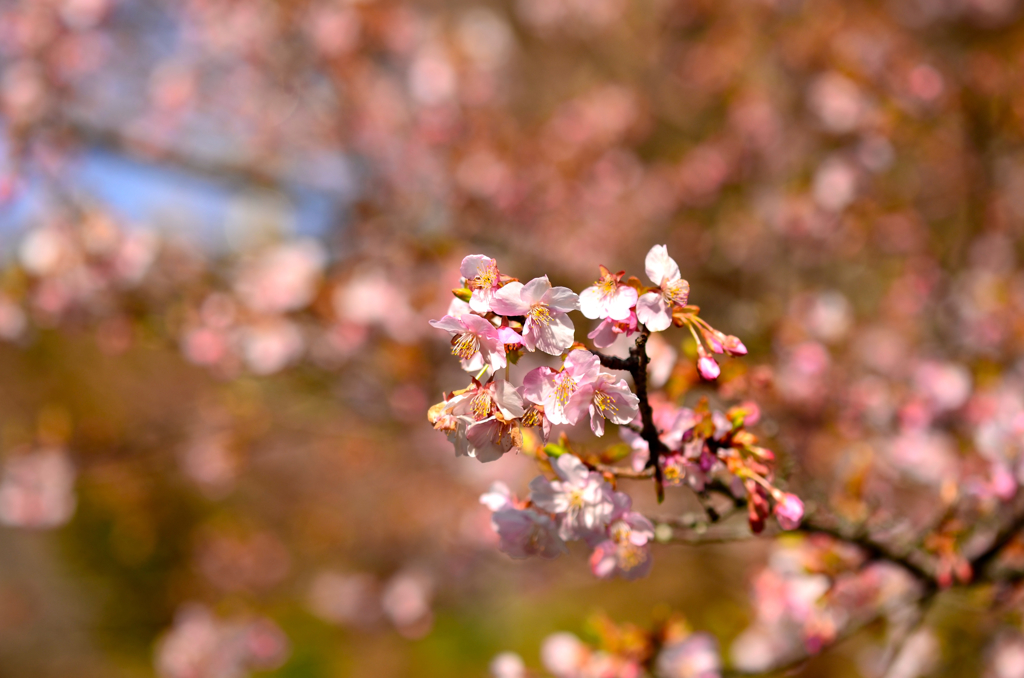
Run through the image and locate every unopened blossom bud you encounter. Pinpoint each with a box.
[723,335,747,356]
[773,492,804,530]
[697,355,720,380]
[702,328,725,354]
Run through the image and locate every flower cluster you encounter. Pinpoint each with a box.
[429,246,802,577]
[481,454,656,580]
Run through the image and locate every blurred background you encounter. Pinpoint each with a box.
[2,0,1024,676]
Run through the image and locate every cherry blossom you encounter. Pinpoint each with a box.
[577,372,640,436]
[636,245,689,332]
[579,265,638,321]
[0,448,77,529]
[587,309,638,348]
[490,276,579,355]
[522,349,601,426]
[460,254,503,313]
[490,506,568,559]
[529,454,615,541]
[430,313,508,372]
[589,494,655,580]
[656,633,722,678]
[429,378,526,462]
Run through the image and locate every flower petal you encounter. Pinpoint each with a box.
[541,285,580,313]
[606,285,638,321]
[460,254,494,280]
[520,276,553,305]
[532,311,576,355]
[489,282,529,315]
[644,244,680,287]
[635,292,673,332]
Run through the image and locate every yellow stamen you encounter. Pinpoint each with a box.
[618,543,647,570]
[452,332,479,360]
[528,304,552,326]
[470,393,491,419]
[554,372,577,407]
[472,261,499,290]
[597,275,617,297]
[593,390,618,415]
[521,408,543,428]
[664,279,689,305]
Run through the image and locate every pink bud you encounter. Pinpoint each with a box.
[774,492,804,530]
[697,356,720,380]
[723,335,747,356]
[702,328,725,354]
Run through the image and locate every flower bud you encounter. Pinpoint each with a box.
[773,492,804,530]
[723,335,747,356]
[697,356,720,380]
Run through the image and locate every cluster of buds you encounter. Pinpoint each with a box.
[428,245,804,575]
[481,454,657,580]
[621,398,803,533]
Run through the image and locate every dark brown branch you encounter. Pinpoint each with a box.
[970,506,1024,578]
[594,328,669,502]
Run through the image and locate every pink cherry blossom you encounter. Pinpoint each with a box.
[480,481,517,511]
[588,493,655,580]
[656,633,722,678]
[636,245,690,332]
[460,254,502,313]
[430,313,508,372]
[773,492,805,530]
[430,378,526,462]
[541,633,588,678]
[576,373,640,436]
[579,265,638,321]
[529,454,614,541]
[490,276,579,355]
[0,448,76,529]
[522,349,600,425]
[490,507,568,559]
[587,309,638,348]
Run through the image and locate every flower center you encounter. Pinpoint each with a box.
[470,393,492,419]
[521,407,543,428]
[618,542,647,571]
[528,303,552,326]
[554,371,577,408]
[593,390,618,415]
[610,521,630,543]
[452,332,479,360]
[568,488,585,508]
[597,276,618,298]
[472,261,499,290]
[663,279,689,306]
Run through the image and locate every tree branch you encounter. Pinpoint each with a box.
[593,328,668,501]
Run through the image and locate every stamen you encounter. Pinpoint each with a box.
[618,543,647,570]
[473,261,499,290]
[597,276,617,298]
[470,393,492,419]
[554,372,577,407]
[593,390,618,414]
[529,304,553,326]
[663,279,690,305]
[521,407,543,428]
[452,332,479,360]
